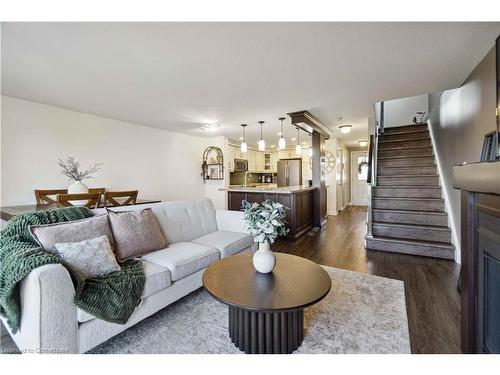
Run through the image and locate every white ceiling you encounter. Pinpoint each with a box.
[2,22,500,148]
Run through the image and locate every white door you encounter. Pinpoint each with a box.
[350,151,369,206]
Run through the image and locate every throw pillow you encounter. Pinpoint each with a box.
[107,208,167,261]
[54,235,121,279]
[29,214,116,254]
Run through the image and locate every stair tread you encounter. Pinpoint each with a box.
[378,155,434,160]
[372,221,451,231]
[378,165,435,169]
[379,137,430,143]
[373,197,443,201]
[378,174,438,177]
[374,186,441,189]
[372,208,447,215]
[380,129,429,137]
[379,145,433,151]
[368,235,454,249]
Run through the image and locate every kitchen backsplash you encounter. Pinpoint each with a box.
[230,172,276,185]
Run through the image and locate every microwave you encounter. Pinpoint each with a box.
[234,158,248,172]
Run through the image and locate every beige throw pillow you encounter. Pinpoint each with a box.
[29,214,116,254]
[107,208,167,261]
[54,235,121,279]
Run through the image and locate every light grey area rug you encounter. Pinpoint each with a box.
[89,266,411,354]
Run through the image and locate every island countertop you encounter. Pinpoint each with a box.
[220,185,315,194]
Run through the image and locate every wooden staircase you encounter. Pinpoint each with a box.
[365,123,455,260]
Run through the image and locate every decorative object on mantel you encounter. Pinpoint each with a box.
[58,156,102,204]
[243,200,288,273]
[201,146,224,182]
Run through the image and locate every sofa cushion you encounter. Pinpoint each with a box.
[55,235,121,279]
[94,199,218,244]
[107,208,167,261]
[141,242,219,281]
[77,261,171,323]
[29,214,115,254]
[191,231,254,258]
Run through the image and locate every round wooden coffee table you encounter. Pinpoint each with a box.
[202,252,331,354]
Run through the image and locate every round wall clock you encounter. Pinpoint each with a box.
[309,149,336,174]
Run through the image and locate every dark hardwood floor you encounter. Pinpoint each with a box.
[1,209,460,354]
[273,209,461,354]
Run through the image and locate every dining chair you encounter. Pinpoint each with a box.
[103,190,139,207]
[35,189,68,205]
[35,188,105,205]
[56,192,101,208]
[88,187,106,194]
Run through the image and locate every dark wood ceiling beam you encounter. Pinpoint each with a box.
[287,110,331,139]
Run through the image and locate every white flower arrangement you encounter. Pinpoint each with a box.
[243,200,289,244]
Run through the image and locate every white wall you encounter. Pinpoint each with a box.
[1,96,226,207]
[427,47,497,263]
[383,94,429,128]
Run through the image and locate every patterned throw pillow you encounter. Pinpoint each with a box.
[107,208,167,261]
[29,214,116,254]
[54,235,121,279]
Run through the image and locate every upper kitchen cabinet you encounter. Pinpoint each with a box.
[264,152,279,173]
[255,151,265,172]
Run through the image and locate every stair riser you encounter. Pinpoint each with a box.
[377,176,439,186]
[373,211,448,226]
[379,131,429,141]
[374,188,442,198]
[378,138,431,150]
[377,157,435,167]
[366,237,454,260]
[372,225,451,243]
[378,147,433,157]
[383,124,428,134]
[377,166,437,176]
[373,199,444,212]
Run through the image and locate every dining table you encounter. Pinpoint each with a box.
[0,199,162,222]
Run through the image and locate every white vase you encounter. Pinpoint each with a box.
[252,242,276,273]
[68,180,89,205]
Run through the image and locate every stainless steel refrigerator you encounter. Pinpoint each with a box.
[277,159,302,187]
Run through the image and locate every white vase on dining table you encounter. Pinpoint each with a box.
[68,180,89,205]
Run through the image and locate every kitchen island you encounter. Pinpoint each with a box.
[221,185,315,239]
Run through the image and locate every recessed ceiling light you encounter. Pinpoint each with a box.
[358,140,368,147]
[339,125,352,134]
[277,132,282,136]
[239,137,244,140]
[200,123,220,132]
[271,145,276,148]
[291,137,296,141]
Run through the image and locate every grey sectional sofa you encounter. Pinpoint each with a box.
[2,198,256,354]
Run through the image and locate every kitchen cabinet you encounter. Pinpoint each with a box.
[270,152,279,172]
[247,150,256,172]
[228,146,235,171]
[255,152,265,172]
[227,188,315,239]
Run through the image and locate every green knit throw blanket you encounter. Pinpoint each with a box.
[0,207,145,333]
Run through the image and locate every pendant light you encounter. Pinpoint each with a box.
[258,121,265,151]
[308,133,313,157]
[295,127,302,155]
[278,117,286,150]
[240,124,248,153]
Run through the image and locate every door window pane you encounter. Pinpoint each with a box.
[357,155,368,181]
